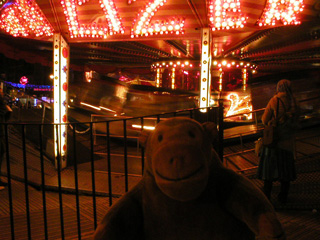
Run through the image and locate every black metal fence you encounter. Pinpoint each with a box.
[222,107,320,211]
[0,106,223,240]
[1,102,320,239]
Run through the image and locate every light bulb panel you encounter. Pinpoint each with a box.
[131,0,185,38]
[257,0,304,26]
[212,58,257,71]
[61,0,124,39]
[0,0,53,37]
[208,0,247,31]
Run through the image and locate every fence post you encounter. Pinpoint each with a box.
[91,115,97,145]
[218,99,224,162]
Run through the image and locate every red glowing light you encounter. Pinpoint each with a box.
[62,82,68,91]
[20,76,28,85]
[62,47,68,58]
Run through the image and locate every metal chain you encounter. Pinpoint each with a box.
[68,124,91,134]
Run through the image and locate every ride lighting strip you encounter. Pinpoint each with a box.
[171,68,176,89]
[132,124,155,130]
[212,59,257,70]
[219,69,223,92]
[199,28,211,112]
[151,60,194,70]
[80,102,118,114]
[53,34,69,169]
[156,68,161,87]
[242,68,247,91]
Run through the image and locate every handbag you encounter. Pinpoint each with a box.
[255,137,263,156]
[262,98,279,147]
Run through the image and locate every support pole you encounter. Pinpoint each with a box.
[156,68,161,87]
[171,67,176,89]
[199,28,211,112]
[53,34,69,169]
[242,68,247,91]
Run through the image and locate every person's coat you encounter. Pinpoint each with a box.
[262,92,298,152]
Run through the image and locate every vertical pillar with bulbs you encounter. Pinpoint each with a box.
[199,28,211,112]
[171,67,176,89]
[242,68,247,91]
[53,34,69,169]
[156,68,161,87]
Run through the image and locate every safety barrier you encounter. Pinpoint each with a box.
[0,106,222,240]
[1,100,319,239]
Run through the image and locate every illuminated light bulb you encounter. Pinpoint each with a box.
[209,0,246,31]
[257,0,304,26]
[132,1,184,37]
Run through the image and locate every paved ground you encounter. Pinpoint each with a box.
[0,122,319,239]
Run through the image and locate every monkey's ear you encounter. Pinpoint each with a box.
[202,122,219,145]
[138,130,151,148]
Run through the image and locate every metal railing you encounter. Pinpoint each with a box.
[223,94,320,161]
[1,96,320,239]
[0,106,222,240]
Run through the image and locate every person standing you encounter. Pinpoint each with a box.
[0,88,11,190]
[257,79,300,204]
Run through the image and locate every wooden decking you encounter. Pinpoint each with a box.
[0,179,319,240]
[0,124,319,239]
